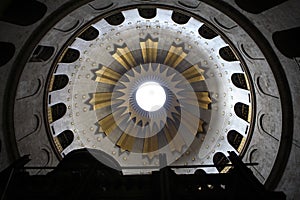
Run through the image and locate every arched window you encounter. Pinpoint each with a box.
[231,73,248,90]
[56,130,74,150]
[227,130,244,151]
[213,152,230,172]
[60,48,80,63]
[234,102,250,122]
[50,75,69,91]
[198,24,218,39]
[49,103,67,122]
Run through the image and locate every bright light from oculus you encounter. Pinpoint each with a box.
[136,82,166,112]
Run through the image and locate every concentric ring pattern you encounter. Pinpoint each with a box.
[47,8,253,174]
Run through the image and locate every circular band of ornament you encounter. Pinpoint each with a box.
[94,63,201,165]
[47,7,253,173]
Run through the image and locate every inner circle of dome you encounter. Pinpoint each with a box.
[136,81,166,112]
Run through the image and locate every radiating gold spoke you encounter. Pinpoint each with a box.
[117,133,136,152]
[98,114,119,136]
[112,47,137,70]
[196,92,212,109]
[89,92,112,110]
[142,127,160,154]
[182,64,205,83]
[95,66,122,85]
[198,119,204,133]
[164,45,187,68]
[143,135,159,153]
[140,38,158,63]
[116,118,139,151]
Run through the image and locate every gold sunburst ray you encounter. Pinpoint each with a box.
[95,66,122,85]
[181,64,205,83]
[111,44,137,70]
[89,92,124,111]
[143,132,159,154]
[89,92,111,110]
[164,44,188,68]
[98,109,129,136]
[197,119,205,133]
[140,35,159,63]
[98,113,118,136]
[116,118,140,151]
[196,92,212,109]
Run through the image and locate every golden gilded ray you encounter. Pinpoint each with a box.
[164,45,187,68]
[95,66,121,85]
[182,64,205,83]
[89,92,112,110]
[112,47,137,70]
[117,133,135,151]
[143,127,159,154]
[198,119,204,133]
[98,114,118,136]
[143,136,159,155]
[140,38,158,63]
[196,92,212,109]
[116,120,137,151]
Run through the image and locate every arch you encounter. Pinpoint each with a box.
[198,24,218,39]
[60,48,80,63]
[219,46,237,61]
[79,26,99,41]
[171,11,190,24]
[227,130,244,151]
[50,103,67,122]
[231,73,248,90]
[234,102,250,122]
[213,152,230,172]
[105,12,125,26]
[138,8,157,19]
[51,75,69,91]
[57,130,74,150]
